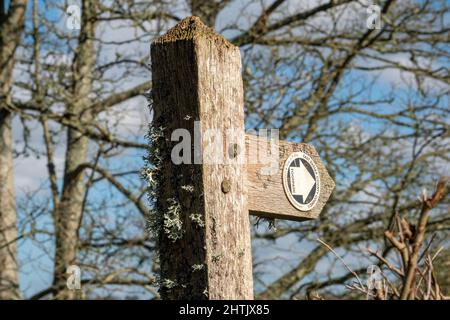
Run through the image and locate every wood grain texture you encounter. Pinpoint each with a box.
[151,16,253,300]
[246,134,335,221]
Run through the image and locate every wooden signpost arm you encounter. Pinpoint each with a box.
[246,134,335,221]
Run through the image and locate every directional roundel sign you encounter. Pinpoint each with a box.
[282,151,321,211]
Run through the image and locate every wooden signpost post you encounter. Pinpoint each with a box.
[150,16,334,300]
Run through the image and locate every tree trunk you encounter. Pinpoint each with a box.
[52,130,89,299]
[0,110,20,300]
[0,0,28,300]
[52,0,95,299]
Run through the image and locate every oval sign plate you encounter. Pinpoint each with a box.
[282,151,320,211]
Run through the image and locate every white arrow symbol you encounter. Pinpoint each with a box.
[289,162,315,201]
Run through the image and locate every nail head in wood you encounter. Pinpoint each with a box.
[228,143,240,159]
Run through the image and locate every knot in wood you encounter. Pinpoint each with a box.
[221,179,231,194]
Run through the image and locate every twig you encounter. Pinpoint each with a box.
[317,238,364,289]
[400,178,447,300]
[367,249,404,277]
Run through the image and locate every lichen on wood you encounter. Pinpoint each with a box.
[189,213,205,228]
[164,198,184,241]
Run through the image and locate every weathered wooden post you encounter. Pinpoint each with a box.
[149,16,334,300]
[150,16,253,299]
